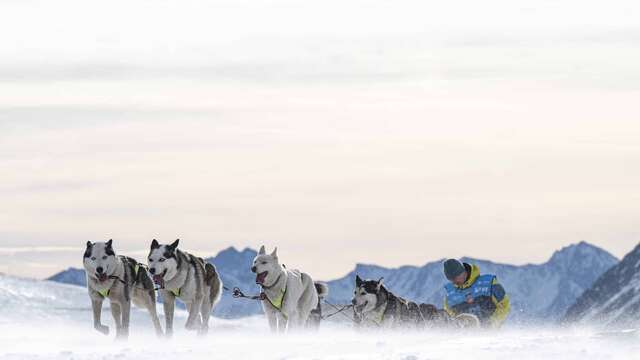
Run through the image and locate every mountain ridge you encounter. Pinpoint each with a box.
[563,242,640,327]
[46,241,618,320]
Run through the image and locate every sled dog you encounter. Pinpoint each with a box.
[352,275,450,329]
[251,246,329,332]
[83,239,163,338]
[147,239,222,335]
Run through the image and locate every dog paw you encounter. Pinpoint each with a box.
[94,324,109,335]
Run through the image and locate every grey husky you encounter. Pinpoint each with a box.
[83,240,163,339]
[147,239,222,336]
[352,275,450,329]
[251,246,329,332]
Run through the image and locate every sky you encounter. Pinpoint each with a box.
[1,0,639,279]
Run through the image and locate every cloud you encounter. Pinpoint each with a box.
[1,0,640,280]
[0,246,80,254]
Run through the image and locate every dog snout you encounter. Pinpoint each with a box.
[96,266,104,274]
[351,298,357,306]
[149,267,156,275]
[251,266,257,273]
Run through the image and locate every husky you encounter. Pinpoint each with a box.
[352,275,450,329]
[251,246,329,332]
[83,240,163,339]
[147,239,222,336]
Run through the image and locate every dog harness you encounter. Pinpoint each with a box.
[264,284,287,311]
[97,264,141,298]
[367,309,385,326]
[169,287,181,297]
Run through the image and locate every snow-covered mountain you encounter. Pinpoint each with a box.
[563,242,640,327]
[47,242,617,321]
[204,247,262,318]
[47,267,86,287]
[326,241,618,322]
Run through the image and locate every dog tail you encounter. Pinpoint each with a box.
[308,282,329,329]
[314,281,329,299]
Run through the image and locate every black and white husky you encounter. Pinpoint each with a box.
[352,275,449,329]
[83,240,163,338]
[251,246,329,332]
[147,239,222,336]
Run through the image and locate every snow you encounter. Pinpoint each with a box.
[1,275,639,360]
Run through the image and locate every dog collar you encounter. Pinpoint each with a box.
[261,272,284,290]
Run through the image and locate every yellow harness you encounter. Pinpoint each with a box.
[97,264,140,298]
[265,286,287,310]
[366,308,385,326]
[169,287,181,297]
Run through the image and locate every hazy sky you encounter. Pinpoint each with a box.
[1,0,639,279]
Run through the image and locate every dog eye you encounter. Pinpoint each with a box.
[91,257,96,260]
[159,258,165,262]
[102,256,107,260]
[261,261,267,265]
[148,258,153,262]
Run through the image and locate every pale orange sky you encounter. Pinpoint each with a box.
[1,0,639,279]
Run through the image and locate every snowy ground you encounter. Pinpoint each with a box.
[1,275,638,360]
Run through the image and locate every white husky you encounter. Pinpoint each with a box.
[251,246,328,332]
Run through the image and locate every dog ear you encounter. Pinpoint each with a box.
[151,239,160,249]
[84,241,93,258]
[376,277,384,291]
[105,239,115,256]
[258,245,266,255]
[355,275,363,287]
[170,239,180,250]
[270,247,278,258]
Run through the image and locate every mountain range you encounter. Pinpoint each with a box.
[47,241,618,321]
[562,243,640,327]
[326,241,618,322]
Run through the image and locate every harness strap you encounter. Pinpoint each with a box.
[169,288,181,297]
[264,285,287,311]
[100,260,143,299]
[369,308,385,325]
[259,272,287,311]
